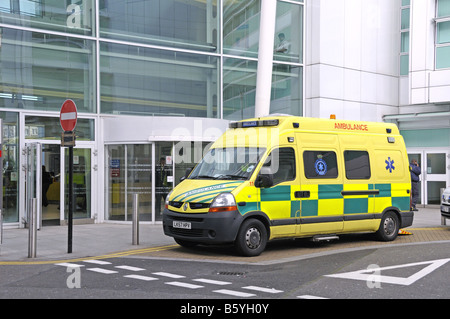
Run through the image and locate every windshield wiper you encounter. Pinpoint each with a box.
[190,175,215,179]
[214,174,247,180]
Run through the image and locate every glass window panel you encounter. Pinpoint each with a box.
[436,46,450,69]
[426,153,446,174]
[106,145,126,221]
[438,0,450,18]
[1,111,19,223]
[99,0,218,52]
[0,0,94,35]
[402,0,410,6]
[100,42,218,118]
[400,54,409,75]
[437,21,450,44]
[223,57,303,120]
[271,63,303,116]
[223,0,261,58]
[65,148,91,220]
[0,28,96,113]
[401,8,410,30]
[25,116,95,141]
[274,1,303,63]
[223,57,257,120]
[127,144,152,221]
[401,32,410,53]
[344,151,371,180]
[427,181,446,204]
[303,151,338,179]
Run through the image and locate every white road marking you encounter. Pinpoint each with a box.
[153,272,185,278]
[242,285,283,294]
[325,258,450,286]
[192,278,232,286]
[55,263,84,268]
[297,295,329,299]
[87,268,118,274]
[115,265,145,272]
[124,275,159,281]
[213,289,256,298]
[165,281,204,289]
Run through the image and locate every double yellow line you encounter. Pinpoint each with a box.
[0,244,178,266]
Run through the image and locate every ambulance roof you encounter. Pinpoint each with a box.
[212,115,400,149]
[228,115,399,135]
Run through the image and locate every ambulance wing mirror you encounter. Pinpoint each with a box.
[255,167,273,188]
[180,167,193,182]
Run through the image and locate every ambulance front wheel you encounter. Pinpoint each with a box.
[235,219,268,257]
[376,211,399,241]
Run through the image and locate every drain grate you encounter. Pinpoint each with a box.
[217,271,246,276]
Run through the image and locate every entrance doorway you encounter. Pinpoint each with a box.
[408,150,449,205]
[23,143,93,226]
[42,144,61,225]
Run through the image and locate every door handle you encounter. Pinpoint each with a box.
[295,191,310,198]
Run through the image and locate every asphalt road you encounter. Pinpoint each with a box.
[1,241,448,301]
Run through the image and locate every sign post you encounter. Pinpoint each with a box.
[60,100,77,254]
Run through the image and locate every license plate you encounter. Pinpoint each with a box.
[441,205,450,213]
[173,221,191,229]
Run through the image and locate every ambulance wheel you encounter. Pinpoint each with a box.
[235,219,267,257]
[376,211,399,241]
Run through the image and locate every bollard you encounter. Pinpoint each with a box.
[132,193,139,245]
[0,210,3,247]
[28,198,37,258]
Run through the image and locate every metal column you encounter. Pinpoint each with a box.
[132,194,139,245]
[255,0,277,118]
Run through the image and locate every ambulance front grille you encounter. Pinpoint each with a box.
[168,226,204,237]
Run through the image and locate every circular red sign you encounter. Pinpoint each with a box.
[60,99,78,132]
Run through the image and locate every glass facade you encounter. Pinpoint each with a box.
[436,0,450,69]
[0,0,304,119]
[400,1,410,76]
[0,0,304,224]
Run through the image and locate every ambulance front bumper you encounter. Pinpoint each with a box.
[162,208,243,244]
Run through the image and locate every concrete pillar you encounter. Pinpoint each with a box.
[255,0,277,118]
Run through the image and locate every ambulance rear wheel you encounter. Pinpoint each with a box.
[376,211,399,241]
[235,219,267,257]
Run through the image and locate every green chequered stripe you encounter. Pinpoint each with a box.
[260,185,291,201]
[318,184,343,199]
[238,183,410,217]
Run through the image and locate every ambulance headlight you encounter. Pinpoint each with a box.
[164,190,173,209]
[209,193,237,213]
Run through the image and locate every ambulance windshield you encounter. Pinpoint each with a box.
[189,147,266,180]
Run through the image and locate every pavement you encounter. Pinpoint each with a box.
[0,207,448,263]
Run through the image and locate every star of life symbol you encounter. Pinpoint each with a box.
[385,157,395,173]
[315,159,327,176]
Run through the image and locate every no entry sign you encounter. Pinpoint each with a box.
[60,99,78,132]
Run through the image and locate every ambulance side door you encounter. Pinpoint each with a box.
[339,134,376,232]
[297,133,344,235]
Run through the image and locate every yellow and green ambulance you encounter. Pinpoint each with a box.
[162,116,413,256]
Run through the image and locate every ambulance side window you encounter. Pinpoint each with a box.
[344,150,371,180]
[263,147,296,185]
[303,151,338,179]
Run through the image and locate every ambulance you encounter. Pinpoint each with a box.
[162,115,414,256]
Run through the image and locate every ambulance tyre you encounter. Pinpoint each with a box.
[376,211,399,241]
[235,219,267,257]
